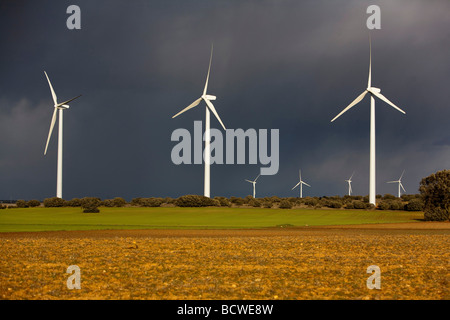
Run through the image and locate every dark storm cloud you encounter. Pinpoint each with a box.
[0,0,449,200]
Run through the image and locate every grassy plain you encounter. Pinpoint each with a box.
[0,207,424,232]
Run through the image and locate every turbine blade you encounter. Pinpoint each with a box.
[350,171,355,180]
[203,44,213,96]
[386,181,397,184]
[56,95,82,107]
[399,170,405,181]
[400,183,406,192]
[331,91,368,122]
[172,98,202,118]
[245,180,253,183]
[44,108,58,155]
[254,174,261,182]
[303,182,311,187]
[44,71,57,105]
[292,182,301,190]
[368,34,372,88]
[371,91,406,114]
[204,98,226,130]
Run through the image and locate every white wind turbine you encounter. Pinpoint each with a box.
[345,172,354,196]
[43,71,81,199]
[245,174,260,198]
[172,45,226,198]
[291,170,311,198]
[387,170,406,198]
[331,37,406,205]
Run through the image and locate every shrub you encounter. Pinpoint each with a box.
[15,200,28,208]
[420,170,450,221]
[248,198,261,207]
[112,197,126,207]
[279,200,293,209]
[263,201,272,208]
[377,201,391,211]
[102,199,115,207]
[44,197,66,207]
[164,197,175,204]
[388,200,405,211]
[383,194,397,201]
[404,198,424,211]
[26,200,41,207]
[230,197,245,206]
[130,198,142,207]
[243,195,254,204]
[175,195,216,207]
[214,197,231,207]
[81,197,101,213]
[304,197,318,207]
[67,198,82,207]
[353,200,366,209]
[140,197,164,207]
[345,202,354,209]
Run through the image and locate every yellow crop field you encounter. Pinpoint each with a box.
[1,225,449,300]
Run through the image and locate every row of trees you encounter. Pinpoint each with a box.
[8,170,449,220]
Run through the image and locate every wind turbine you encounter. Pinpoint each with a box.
[345,172,354,196]
[387,170,406,198]
[43,71,81,199]
[291,170,311,198]
[172,45,226,198]
[245,174,260,198]
[330,36,406,205]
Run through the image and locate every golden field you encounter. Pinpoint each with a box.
[1,224,449,300]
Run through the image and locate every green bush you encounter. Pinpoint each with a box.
[248,198,261,207]
[353,200,366,209]
[279,200,293,209]
[304,197,318,207]
[420,170,450,221]
[214,197,232,207]
[67,198,82,207]
[26,200,41,207]
[404,198,424,211]
[230,197,245,206]
[113,197,126,207]
[140,197,164,207]
[383,194,397,201]
[175,195,216,207]
[377,201,391,210]
[81,197,101,213]
[263,201,272,208]
[15,200,28,208]
[44,197,66,207]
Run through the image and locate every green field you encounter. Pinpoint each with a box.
[0,207,424,232]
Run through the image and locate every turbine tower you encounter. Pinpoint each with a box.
[331,37,406,205]
[43,71,81,199]
[245,174,260,198]
[387,170,406,198]
[291,169,311,198]
[172,45,226,198]
[345,172,354,196]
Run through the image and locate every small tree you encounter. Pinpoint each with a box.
[27,200,41,207]
[113,197,127,207]
[15,200,28,208]
[279,200,293,209]
[44,197,66,207]
[81,197,101,213]
[419,170,450,221]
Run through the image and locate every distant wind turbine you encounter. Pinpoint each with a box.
[387,170,406,198]
[172,45,226,198]
[291,170,311,198]
[43,71,81,199]
[245,174,260,198]
[345,172,354,196]
[331,36,406,205]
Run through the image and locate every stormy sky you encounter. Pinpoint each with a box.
[0,0,449,201]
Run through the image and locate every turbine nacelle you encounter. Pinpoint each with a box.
[367,87,381,94]
[203,94,216,101]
